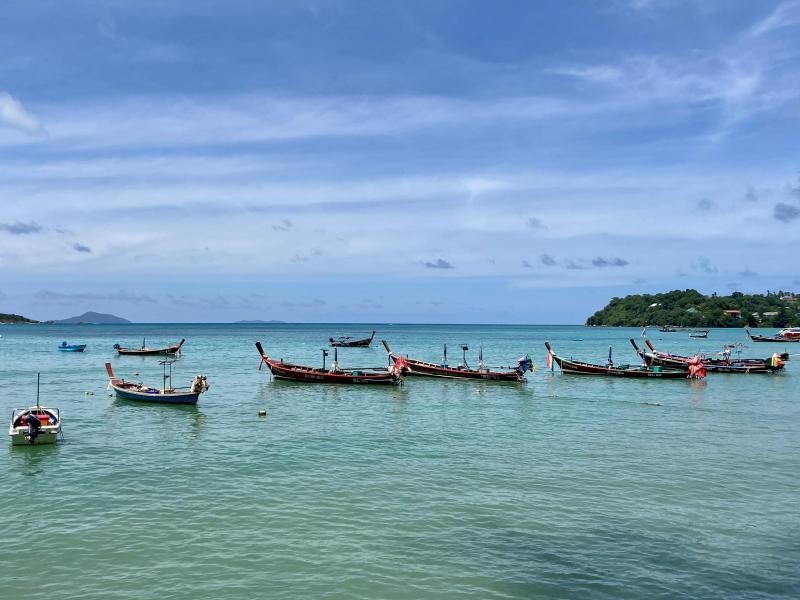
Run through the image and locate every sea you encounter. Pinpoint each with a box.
[1,323,798,600]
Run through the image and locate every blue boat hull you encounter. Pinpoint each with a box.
[58,345,86,352]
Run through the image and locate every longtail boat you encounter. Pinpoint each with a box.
[382,340,532,381]
[630,339,785,374]
[329,331,376,347]
[105,361,209,405]
[256,341,405,385]
[114,338,185,356]
[545,341,699,379]
[8,374,62,445]
[746,329,800,343]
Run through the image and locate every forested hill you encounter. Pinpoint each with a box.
[586,290,799,328]
[0,313,38,324]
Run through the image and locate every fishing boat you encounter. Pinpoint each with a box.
[256,341,405,385]
[58,341,86,352]
[545,341,700,378]
[9,374,62,445]
[105,361,209,404]
[746,329,800,343]
[382,340,532,381]
[114,338,185,356]
[630,339,785,374]
[329,331,376,347]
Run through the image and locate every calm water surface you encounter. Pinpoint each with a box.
[1,324,798,599]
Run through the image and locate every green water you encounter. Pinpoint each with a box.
[1,324,798,599]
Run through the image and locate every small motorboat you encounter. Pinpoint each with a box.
[105,361,209,405]
[329,331,376,347]
[9,374,62,445]
[114,338,185,356]
[58,341,86,352]
[689,330,709,339]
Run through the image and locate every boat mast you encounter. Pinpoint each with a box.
[442,344,448,366]
[461,344,469,369]
[478,345,485,371]
[36,372,40,408]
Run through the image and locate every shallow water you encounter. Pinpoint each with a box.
[1,324,798,599]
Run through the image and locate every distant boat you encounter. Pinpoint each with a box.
[746,329,800,343]
[9,374,62,445]
[114,338,185,356]
[256,341,404,385]
[58,341,86,352]
[382,340,532,381]
[658,325,679,332]
[105,361,209,405]
[329,331,376,347]
[689,330,709,339]
[545,341,699,379]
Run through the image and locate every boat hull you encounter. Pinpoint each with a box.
[267,363,397,385]
[58,345,86,352]
[392,357,523,381]
[9,431,59,445]
[553,356,688,378]
[746,330,800,343]
[111,385,200,404]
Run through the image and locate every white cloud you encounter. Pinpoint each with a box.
[0,91,41,133]
[748,0,800,37]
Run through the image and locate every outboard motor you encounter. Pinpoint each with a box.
[24,412,42,444]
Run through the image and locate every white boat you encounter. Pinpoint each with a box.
[8,374,62,445]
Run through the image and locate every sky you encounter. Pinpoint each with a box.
[1,0,799,323]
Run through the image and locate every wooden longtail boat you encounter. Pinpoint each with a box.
[545,341,699,379]
[105,361,209,405]
[329,331,376,347]
[58,341,86,352]
[382,340,531,381]
[114,338,185,356]
[630,339,785,374]
[746,329,800,343]
[256,341,404,385]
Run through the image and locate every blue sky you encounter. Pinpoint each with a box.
[1,0,799,323]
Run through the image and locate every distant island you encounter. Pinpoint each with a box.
[235,319,286,324]
[587,289,798,328]
[57,311,131,324]
[0,312,38,324]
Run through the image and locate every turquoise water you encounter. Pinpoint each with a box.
[1,324,798,599]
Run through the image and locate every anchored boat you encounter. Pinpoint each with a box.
[746,329,800,343]
[545,341,701,379]
[105,361,209,405]
[329,331,376,347]
[382,340,532,381]
[256,341,405,384]
[114,338,185,356]
[631,339,784,374]
[9,374,62,445]
[58,341,86,352]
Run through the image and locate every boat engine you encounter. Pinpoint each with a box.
[24,412,42,444]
